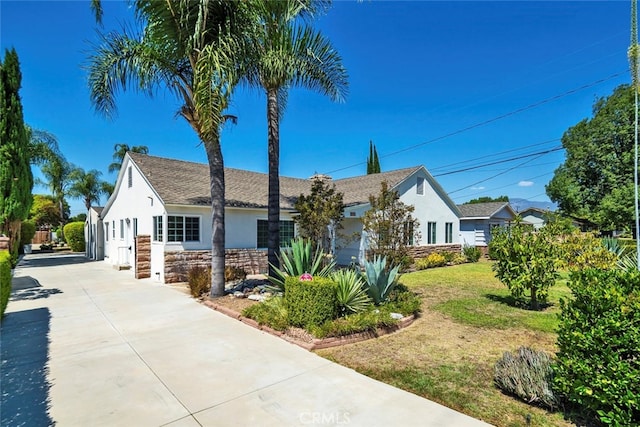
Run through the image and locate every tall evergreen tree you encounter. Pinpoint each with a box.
[367,140,380,174]
[0,48,33,256]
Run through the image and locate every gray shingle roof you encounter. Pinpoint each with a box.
[457,202,513,219]
[128,153,421,210]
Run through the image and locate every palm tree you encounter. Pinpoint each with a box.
[68,168,107,211]
[244,0,348,275]
[86,0,253,296]
[108,143,149,174]
[36,153,75,225]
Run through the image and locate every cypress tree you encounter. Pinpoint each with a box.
[0,48,33,256]
[367,140,381,174]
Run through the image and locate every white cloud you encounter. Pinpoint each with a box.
[518,181,534,187]
[471,186,485,190]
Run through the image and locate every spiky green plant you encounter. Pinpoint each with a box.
[332,269,371,316]
[362,255,400,305]
[602,237,627,258]
[267,237,335,292]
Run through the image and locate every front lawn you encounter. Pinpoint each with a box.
[316,260,573,427]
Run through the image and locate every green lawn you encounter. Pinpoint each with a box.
[317,260,573,427]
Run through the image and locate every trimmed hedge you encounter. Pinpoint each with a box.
[20,220,36,247]
[1,250,12,318]
[63,221,85,252]
[554,269,640,426]
[285,276,337,328]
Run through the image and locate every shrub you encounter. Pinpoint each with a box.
[560,231,617,271]
[463,244,482,263]
[62,222,85,252]
[553,269,640,426]
[494,347,558,409]
[362,255,400,305]
[309,305,400,338]
[1,250,11,319]
[224,266,246,282]
[490,221,559,310]
[268,238,335,292]
[450,253,467,265]
[414,253,446,270]
[242,296,288,331]
[187,265,211,297]
[387,287,422,316]
[285,276,337,328]
[20,220,36,247]
[332,269,371,316]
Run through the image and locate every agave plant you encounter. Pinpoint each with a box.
[332,269,371,316]
[602,237,626,258]
[362,255,400,305]
[267,238,336,292]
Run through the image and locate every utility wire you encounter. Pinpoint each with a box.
[452,171,554,201]
[324,72,625,175]
[433,146,563,177]
[429,138,560,172]
[448,152,549,195]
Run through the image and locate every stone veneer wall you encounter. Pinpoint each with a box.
[407,244,462,259]
[135,235,151,279]
[164,249,267,284]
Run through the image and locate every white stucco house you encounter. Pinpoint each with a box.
[99,152,461,283]
[458,202,516,249]
[84,206,104,260]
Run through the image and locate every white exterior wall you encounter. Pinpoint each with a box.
[398,170,460,246]
[101,158,166,277]
[334,169,461,265]
[225,208,297,249]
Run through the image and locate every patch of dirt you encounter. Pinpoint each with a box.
[205,294,257,314]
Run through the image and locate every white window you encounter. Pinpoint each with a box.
[417,177,425,195]
[105,223,109,241]
[167,216,200,242]
[120,219,124,239]
[127,166,132,188]
[445,222,453,244]
[133,218,138,237]
[427,222,436,244]
[153,216,163,242]
[112,220,115,239]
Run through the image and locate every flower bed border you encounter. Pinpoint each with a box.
[202,297,415,351]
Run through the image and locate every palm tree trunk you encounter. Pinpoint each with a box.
[267,88,280,277]
[205,137,226,297]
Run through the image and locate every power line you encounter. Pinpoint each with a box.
[448,152,552,195]
[451,171,554,201]
[324,72,625,175]
[429,138,560,172]
[433,146,563,177]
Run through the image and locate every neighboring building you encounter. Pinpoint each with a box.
[519,207,548,230]
[100,153,461,283]
[85,206,104,260]
[458,202,517,249]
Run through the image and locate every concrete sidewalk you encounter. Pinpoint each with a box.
[1,253,490,426]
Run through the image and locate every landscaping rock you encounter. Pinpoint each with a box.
[390,312,404,320]
[247,294,266,302]
[233,291,245,298]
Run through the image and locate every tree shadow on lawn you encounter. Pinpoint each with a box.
[484,293,554,311]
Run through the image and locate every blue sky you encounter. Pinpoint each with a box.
[0,1,631,217]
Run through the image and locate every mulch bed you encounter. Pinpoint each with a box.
[202,296,415,351]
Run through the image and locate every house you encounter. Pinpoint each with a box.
[100,153,461,283]
[458,202,517,250]
[84,206,104,260]
[518,207,548,230]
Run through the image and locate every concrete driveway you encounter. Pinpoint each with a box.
[1,253,490,426]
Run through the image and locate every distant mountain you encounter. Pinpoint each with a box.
[509,198,557,213]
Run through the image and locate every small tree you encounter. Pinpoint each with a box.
[490,219,560,310]
[361,181,419,268]
[294,178,345,253]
